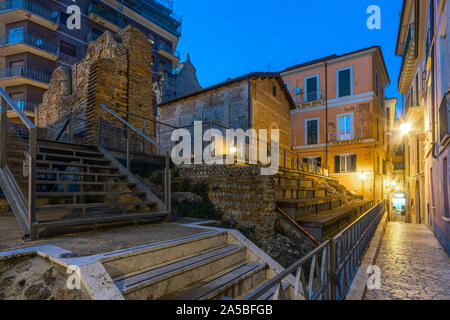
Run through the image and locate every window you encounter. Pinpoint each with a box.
[376,117,380,141]
[394,162,405,170]
[338,113,353,140]
[377,156,380,173]
[383,159,387,175]
[335,154,356,173]
[304,75,319,102]
[60,41,76,57]
[60,12,69,25]
[376,73,379,97]
[305,118,319,145]
[10,92,24,109]
[285,81,290,91]
[8,28,23,43]
[337,67,353,97]
[273,84,277,97]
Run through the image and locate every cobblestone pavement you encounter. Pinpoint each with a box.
[364,222,450,300]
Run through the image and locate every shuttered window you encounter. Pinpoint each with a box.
[338,68,352,97]
[306,119,319,145]
[335,155,357,173]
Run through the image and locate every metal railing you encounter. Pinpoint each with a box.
[98,104,174,215]
[295,91,325,106]
[0,32,59,56]
[0,66,52,84]
[154,42,180,58]
[6,100,37,113]
[0,0,60,24]
[399,24,416,87]
[328,128,369,143]
[0,85,37,239]
[245,200,385,300]
[159,121,329,176]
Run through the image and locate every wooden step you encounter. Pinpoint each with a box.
[37,153,110,164]
[116,245,246,300]
[36,171,127,179]
[36,201,156,211]
[35,180,136,187]
[165,262,266,300]
[37,146,104,158]
[36,191,146,198]
[37,160,117,170]
[37,211,168,228]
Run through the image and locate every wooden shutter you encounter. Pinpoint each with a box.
[335,156,340,173]
[351,155,357,172]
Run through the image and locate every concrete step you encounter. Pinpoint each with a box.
[116,245,246,300]
[102,231,228,278]
[297,200,373,241]
[163,262,267,300]
[277,197,343,219]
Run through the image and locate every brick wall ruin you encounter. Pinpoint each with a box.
[37,25,154,146]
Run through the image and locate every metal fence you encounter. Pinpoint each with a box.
[0,32,59,56]
[245,200,385,300]
[0,66,52,84]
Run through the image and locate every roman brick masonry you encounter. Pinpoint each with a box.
[37,26,155,146]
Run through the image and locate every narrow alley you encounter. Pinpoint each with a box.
[364,223,450,300]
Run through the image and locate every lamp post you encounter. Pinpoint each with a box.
[400,122,411,223]
[358,171,368,199]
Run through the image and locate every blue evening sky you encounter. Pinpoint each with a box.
[174,0,404,118]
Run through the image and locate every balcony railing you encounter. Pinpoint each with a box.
[294,91,325,107]
[0,33,59,56]
[87,32,102,43]
[439,92,449,145]
[328,128,369,143]
[0,66,52,84]
[0,0,59,24]
[154,42,180,58]
[88,3,121,27]
[3,100,37,113]
[398,24,416,88]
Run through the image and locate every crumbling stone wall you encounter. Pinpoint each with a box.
[37,25,154,146]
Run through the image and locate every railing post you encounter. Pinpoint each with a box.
[126,126,130,170]
[330,239,337,300]
[165,151,171,220]
[98,106,102,146]
[28,127,37,240]
[0,98,7,168]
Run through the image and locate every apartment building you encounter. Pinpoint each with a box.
[397,0,449,253]
[0,0,189,121]
[281,47,390,202]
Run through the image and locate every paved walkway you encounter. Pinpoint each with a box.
[364,222,450,300]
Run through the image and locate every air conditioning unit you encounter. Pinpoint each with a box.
[293,87,303,95]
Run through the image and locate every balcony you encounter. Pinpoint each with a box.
[88,3,121,33]
[153,42,180,69]
[294,91,325,109]
[0,66,51,89]
[439,92,449,145]
[0,0,59,31]
[0,33,59,61]
[328,128,371,146]
[398,24,418,93]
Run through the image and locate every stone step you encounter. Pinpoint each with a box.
[102,231,228,278]
[277,197,343,219]
[164,262,267,300]
[297,200,373,241]
[116,245,246,300]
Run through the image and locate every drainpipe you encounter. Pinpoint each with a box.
[430,0,438,159]
[324,61,328,167]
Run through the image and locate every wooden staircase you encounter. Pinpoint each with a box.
[30,140,168,237]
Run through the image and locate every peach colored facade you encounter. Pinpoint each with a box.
[281,47,390,202]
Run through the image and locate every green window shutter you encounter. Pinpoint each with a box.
[335,156,340,173]
[339,69,351,97]
[351,155,357,172]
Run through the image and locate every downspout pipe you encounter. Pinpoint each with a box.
[430,0,438,159]
[324,61,328,167]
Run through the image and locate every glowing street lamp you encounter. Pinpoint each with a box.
[229,146,237,154]
[400,123,412,136]
[358,172,368,180]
